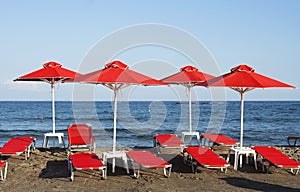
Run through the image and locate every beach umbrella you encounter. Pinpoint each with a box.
[198,64,295,148]
[161,66,215,133]
[14,61,82,134]
[69,60,166,155]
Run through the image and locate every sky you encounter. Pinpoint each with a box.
[0,0,299,101]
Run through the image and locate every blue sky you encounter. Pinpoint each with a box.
[1,0,299,101]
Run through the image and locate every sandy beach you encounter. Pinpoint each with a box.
[1,146,300,192]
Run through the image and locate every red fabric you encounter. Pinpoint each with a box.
[67,124,94,145]
[154,134,184,147]
[70,60,165,85]
[185,146,229,167]
[161,65,215,84]
[70,153,105,170]
[14,61,82,82]
[201,134,237,145]
[253,146,300,168]
[198,64,295,88]
[126,150,170,168]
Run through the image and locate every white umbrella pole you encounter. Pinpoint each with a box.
[51,83,55,134]
[113,89,117,154]
[112,89,118,173]
[240,91,244,148]
[188,87,192,133]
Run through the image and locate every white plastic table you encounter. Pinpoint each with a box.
[182,131,200,145]
[227,147,257,171]
[102,151,129,174]
[43,132,65,148]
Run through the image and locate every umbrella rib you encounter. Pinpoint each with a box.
[231,87,255,93]
[104,83,127,91]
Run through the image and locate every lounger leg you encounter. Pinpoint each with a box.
[70,166,74,181]
[239,153,243,168]
[4,162,7,180]
[33,140,36,150]
[261,158,265,173]
[68,158,74,181]
[27,146,31,159]
[233,151,238,170]
[163,165,172,177]
[193,161,198,174]
[100,167,107,180]
[293,168,299,175]
[103,167,107,179]
[129,159,139,178]
[267,161,271,173]
[112,157,116,173]
[253,153,257,170]
[122,156,129,174]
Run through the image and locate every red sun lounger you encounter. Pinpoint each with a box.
[252,146,300,175]
[0,160,8,181]
[200,133,238,147]
[67,124,96,153]
[153,134,184,153]
[183,146,230,173]
[126,150,172,178]
[68,153,107,181]
[0,136,36,160]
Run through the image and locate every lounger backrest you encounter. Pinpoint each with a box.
[67,124,94,145]
[201,134,237,145]
[154,134,184,147]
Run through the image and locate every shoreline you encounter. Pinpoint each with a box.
[1,146,300,191]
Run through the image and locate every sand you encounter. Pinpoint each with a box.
[1,146,300,192]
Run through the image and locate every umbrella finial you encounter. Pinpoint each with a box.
[231,64,254,73]
[181,65,198,72]
[105,60,128,69]
[43,61,62,68]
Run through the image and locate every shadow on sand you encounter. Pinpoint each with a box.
[39,160,69,179]
[221,177,300,192]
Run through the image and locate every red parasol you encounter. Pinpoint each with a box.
[198,64,295,148]
[14,61,82,134]
[161,66,215,132]
[69,60,166,170]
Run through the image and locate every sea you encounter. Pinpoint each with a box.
[0,101,299,148]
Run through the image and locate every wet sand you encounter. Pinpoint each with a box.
[1,147,300,192]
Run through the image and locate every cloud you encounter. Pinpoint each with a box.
[2,80,45,92]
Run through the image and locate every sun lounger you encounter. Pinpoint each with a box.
[153,134,184,153]
[0,136,36,160]
[183,146,230,173]
[67,124,96,153]
[200,133,238,147]
[126,150,172,178]
[68,153,107,181]
[0,160,8,181]
[252,146,300,175]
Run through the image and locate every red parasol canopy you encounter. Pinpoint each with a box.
[197,64,295,148]
[161,65,215,84]
[199,64,295,89]
[69,60,166,172]
[15,61,80,83]
[72,60,166,85]
[14,61,82,134]
[161,66,215,133]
